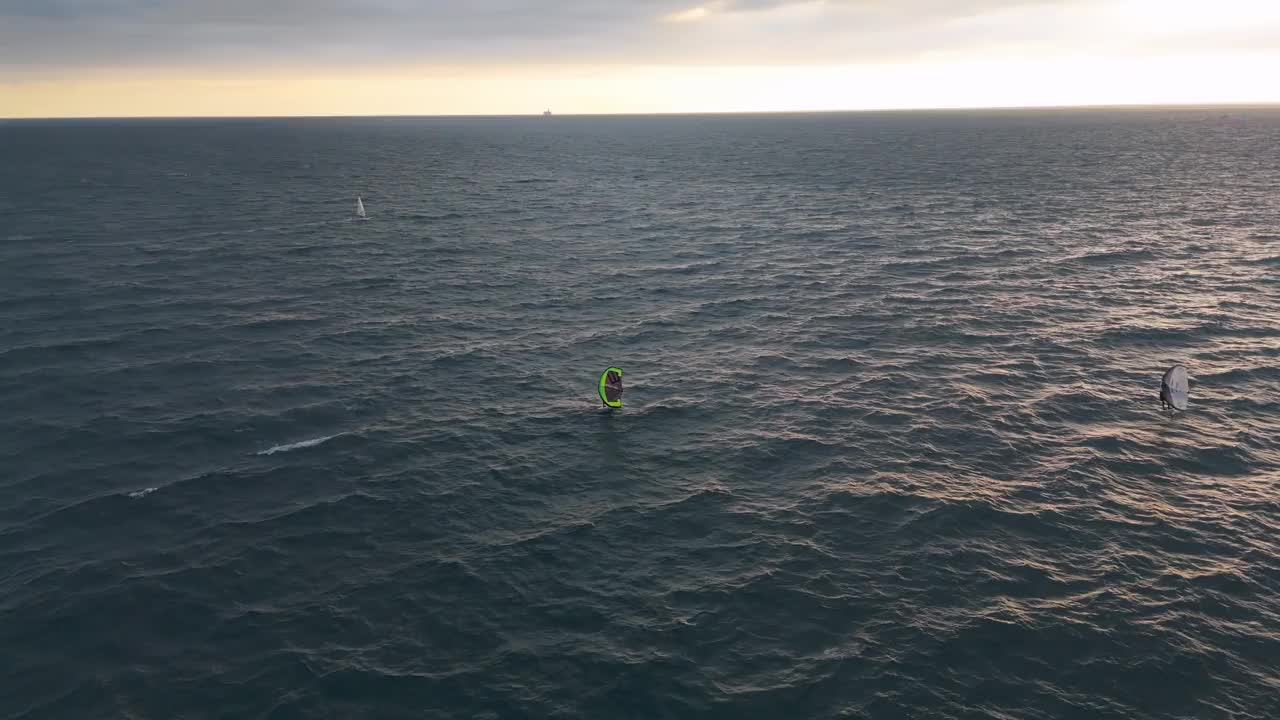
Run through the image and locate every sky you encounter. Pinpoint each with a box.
[2,0,1279,117]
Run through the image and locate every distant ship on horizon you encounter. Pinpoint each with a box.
[543,109,552,117]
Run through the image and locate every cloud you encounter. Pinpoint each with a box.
[1,0,1278,76]
[662,3,723,24]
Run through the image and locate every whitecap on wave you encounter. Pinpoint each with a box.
[257,434,342,456]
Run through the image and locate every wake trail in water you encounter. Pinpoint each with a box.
[257,434,342,456]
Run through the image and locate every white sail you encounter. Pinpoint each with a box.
[355,196,367,219]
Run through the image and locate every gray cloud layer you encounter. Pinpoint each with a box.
[1,0,1273,73]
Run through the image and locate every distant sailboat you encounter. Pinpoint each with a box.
[355,196,367,220]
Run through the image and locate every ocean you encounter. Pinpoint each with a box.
[1,109,1278,719]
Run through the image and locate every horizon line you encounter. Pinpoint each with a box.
[4,101,1279,122]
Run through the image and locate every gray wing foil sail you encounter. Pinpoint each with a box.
[1161,365,1190,411]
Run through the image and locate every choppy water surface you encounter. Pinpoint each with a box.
[2,109,1278,719]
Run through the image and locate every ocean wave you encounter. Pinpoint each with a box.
[256,434,342,456]
[1062,248,1159,266]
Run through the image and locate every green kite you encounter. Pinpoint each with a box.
[598,367,623,409]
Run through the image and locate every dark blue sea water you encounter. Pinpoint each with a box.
[2,109,1279,719]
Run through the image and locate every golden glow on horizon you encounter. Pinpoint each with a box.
[4,54,1280,119]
